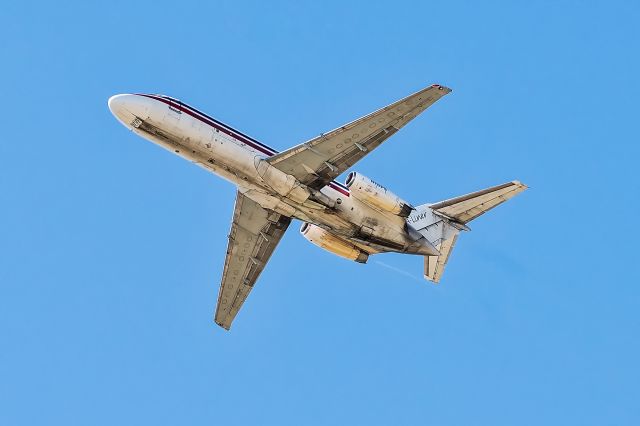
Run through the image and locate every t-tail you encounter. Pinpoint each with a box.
[407,181,528,283]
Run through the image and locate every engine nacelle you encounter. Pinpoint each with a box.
[344,172,413,217]
[300,223,368,263]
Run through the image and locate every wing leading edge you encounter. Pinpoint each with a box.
[214,191,291,330]
[267,84,451,190]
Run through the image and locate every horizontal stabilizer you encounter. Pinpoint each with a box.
[429,181,527,224]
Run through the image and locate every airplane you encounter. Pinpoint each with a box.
[108,84,527,330]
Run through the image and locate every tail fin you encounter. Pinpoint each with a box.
[424,232,459,283]
[409,181,527,283]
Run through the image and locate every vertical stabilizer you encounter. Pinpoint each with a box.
[408,206,462,283]
[424,234,459,283]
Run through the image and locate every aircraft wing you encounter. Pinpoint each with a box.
[430,181,528,224]
[214,191,291,330]
[267,84,451,190]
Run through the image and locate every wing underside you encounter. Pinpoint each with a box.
[267,84,451,190]
[214,191,291,330]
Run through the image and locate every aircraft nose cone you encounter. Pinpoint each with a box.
[108,94,127,115]
[108,94,149,128]
[108,94,134,126]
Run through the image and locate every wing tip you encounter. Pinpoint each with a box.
[431,83,452,94]
[214,318,231,331]
[511,180,529,190]
[424,274,441,284]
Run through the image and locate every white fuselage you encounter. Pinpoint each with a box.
[108,93,424,254]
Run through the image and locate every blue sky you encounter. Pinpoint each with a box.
[1,1,639,424]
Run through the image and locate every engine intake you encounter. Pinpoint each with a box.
[300,223,368,263]
[345,172,413,217]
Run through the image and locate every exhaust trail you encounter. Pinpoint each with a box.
[374,260,423,283]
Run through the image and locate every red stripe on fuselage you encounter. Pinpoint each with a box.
[328,182,350,196]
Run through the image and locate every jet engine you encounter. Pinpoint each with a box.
[344,172,413,217]
[300,223,369,263]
